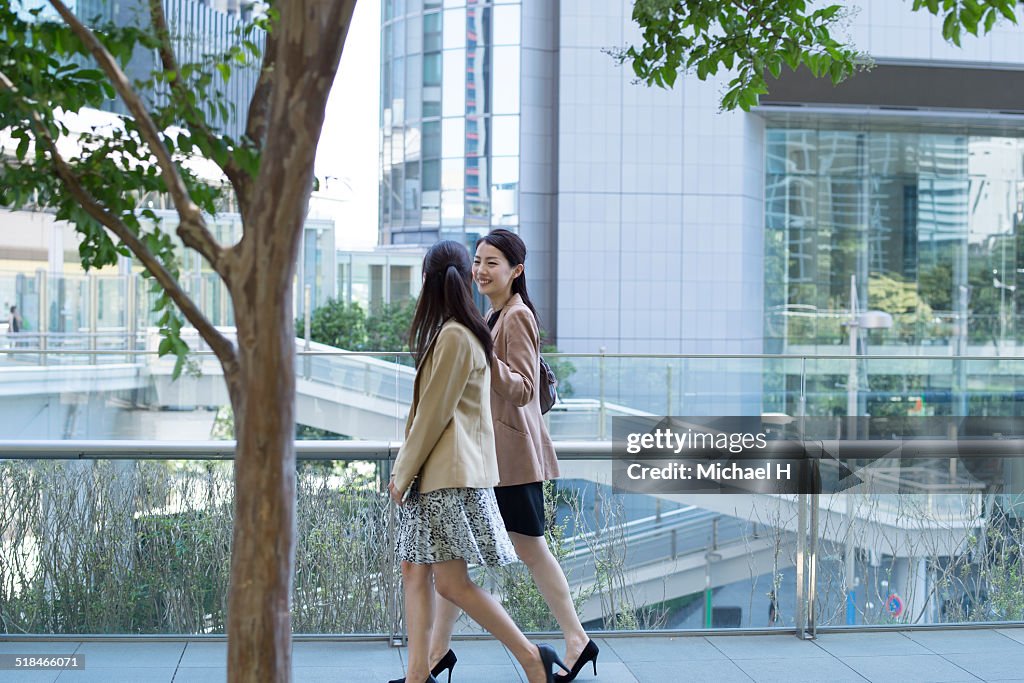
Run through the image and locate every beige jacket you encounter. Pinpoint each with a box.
[392,320,499,494]
[488,294,560,486]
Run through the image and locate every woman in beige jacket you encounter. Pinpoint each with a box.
[423,230,597,683]
[388,240,564,683]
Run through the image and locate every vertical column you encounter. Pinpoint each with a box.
[37,270,48,364]
[48,222,64,274]
[89,273,98,365]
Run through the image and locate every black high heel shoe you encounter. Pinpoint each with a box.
[387,649,457,683]
[553,640,599,682]
[387,674,439,683]
[536,643,570,683]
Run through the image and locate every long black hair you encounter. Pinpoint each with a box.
[477,229,540,327]
[409,240,494,366]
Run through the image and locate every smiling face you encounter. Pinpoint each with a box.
[473,242,523,301]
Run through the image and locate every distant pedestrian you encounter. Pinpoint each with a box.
[7,305,25,354]
[8,305,21,335]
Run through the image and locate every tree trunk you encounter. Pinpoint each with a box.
[227,275,298,682]
[218,2,357,680]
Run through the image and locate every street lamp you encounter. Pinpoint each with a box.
[842,274,892,625]
[993,269,1016,349]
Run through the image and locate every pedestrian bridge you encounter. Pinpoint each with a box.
[0,329,646,442]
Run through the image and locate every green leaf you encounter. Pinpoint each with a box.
[984,7,997,33]
[15,136,29,161]
[942,11,961,44]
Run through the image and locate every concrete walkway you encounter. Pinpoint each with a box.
[2,627,1024,682]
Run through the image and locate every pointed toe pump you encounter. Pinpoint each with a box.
[387,649,457,683]
[553,639,599,682]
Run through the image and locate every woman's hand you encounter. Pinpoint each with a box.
[387,479,405,506]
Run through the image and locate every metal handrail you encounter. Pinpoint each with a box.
[6,338,1024,361]
[0,438,1020,460]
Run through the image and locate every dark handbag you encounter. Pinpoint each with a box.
[538,356,558,414]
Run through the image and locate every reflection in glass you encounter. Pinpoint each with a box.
[406,13,423,54]
[442,8,466,49]
[441,189,464,225]
[390,56,405,121]
[423,51,441,87]
[442,158,465,190]
[442,117,465,158]
[766,127,1024,354]
[492,45,520,115]
[491,115,519,157]
[404,161,421,220]
[422,120,441,159]
[766,129,816,175]
[404,55,422,121]
[424,11,442,52]
[491,156,518,227]
[422,159,440,191]
[492,4,520,46]
[442,49,466,117]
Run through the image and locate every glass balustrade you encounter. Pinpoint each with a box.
[2,346,1023,637]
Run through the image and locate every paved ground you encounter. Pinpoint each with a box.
[2,627,1024,682]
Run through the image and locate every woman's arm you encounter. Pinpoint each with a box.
[491,307,538,408]
[391,327,475,493]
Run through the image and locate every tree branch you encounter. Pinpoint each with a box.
[0,70,239,380]
[147,0,254,215]
[47,0,229,276]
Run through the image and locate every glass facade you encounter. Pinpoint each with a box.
[380,0,521,246]
[765,125,1024,417]
[767,127,1024,351]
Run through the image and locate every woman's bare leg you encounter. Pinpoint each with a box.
[509,531,590,666]
[428,595,462,666]
[401,561,436,683]
[431,559,548,683]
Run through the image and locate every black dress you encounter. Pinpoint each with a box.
[488,309,547,538]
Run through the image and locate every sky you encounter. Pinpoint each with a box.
[315,0,382,249]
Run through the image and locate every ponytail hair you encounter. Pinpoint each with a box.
[409,240,493,365]
[477,228,540,327]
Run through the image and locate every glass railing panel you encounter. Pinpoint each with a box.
[544,355,771,440]
[458,460,804,633]
[809,356,1024,628]
[0,454,393,635]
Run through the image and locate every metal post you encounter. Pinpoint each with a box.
[795,491,807,637]
[704,561,713,628]
[598,346,607,440]
[126,273,137,358]
[808,485,819,638]
[38,270,48,365]
[705,518,721,629]
[666,363,673,416]
[846,274,859,422]
[381,449,404,647]
[956,284,969,416]
[303,285,312,380]
[89,273,98,365]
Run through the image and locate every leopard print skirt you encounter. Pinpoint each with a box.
[396,484,517,567]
